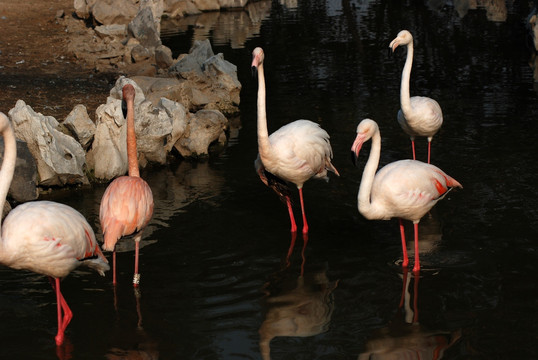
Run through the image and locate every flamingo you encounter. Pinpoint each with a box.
[252,47,339,235]
[351,119,461,273]
[390,30,443,164]
[0,112,109,346]
[99,84,154,287]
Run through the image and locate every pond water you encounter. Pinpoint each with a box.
[1,0,538,359]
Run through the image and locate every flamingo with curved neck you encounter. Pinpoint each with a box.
[99,83,154,287]
[390,30,443,164]
[252,47,339,235]
[351,119,461,273]
[0,112,109,346]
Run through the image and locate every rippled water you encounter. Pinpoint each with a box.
[1,0,538,359]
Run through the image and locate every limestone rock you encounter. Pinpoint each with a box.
[8,100,88,187]
[0,138,39,202]
[63,104,96,150]
[175,109,228,157]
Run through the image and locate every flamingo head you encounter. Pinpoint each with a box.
[351,119,378,166]
[251,47,265,75]
[389,30,413,52]
[121,84,136,119]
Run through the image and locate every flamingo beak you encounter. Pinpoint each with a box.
[350,133,365,167]
[121,98,127,119]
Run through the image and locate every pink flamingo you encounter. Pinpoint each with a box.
[0,112,109,346]
[351,119,461,273]
[390,30,443,164]
[99,84,154,287]
[252,47,339,235]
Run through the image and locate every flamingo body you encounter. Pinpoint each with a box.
[2,201,108,278]
[0,112,109,346]
[258,119,337,188]
[252,47,339,235]
[390,30,443,163]
[100,176,153,252]
[351,119,461,272]
[99,84,154,287]
[366,159,457,222]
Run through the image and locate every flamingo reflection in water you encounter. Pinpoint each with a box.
[358,269,461,359]
[259,233,339,360]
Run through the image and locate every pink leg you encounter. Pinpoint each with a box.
[413,222,420,273]
[298,188,308,235]
[427,141,432,164]
[112,250,117,285]
[286,197,297,233]
[51,278,72,346]
[399,219,409,268]
[133,235,141,287]
[411,139,416,160]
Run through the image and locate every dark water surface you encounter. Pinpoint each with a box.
[2,0,538,359]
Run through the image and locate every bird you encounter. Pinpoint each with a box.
[99,84,154,287]
[0,112,109,346]
[251,46,339,235]
[351,119,461,273]
[389,30,443,164]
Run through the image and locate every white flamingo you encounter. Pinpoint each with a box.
[0,112,109,346]
[390,30,443,164]
[351,119,461,273]
[252,47,339,235]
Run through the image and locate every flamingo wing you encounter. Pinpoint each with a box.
[99,176,154,251]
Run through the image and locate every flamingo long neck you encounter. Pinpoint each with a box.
[357,129,381,218]
[0,114,17,239]
[256,62,272,158]
[125,95,140,178]
[400,41,414,115]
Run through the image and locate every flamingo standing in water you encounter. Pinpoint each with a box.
[251,47,339,235]
[100,84,154,287]
[351,119,461,273]
[390,30,443,163]
[0,112,109,346]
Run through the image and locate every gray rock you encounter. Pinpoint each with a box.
[128,6,162,49]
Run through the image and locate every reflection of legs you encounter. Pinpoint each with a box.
[399,219,409,268]
[286,197,297,233]
[50,277,73,346]
[113,250,117,285]
[134,287,143,329]
[412,272,419,323]
[298,188,308,235]
[300,233,308,277]
[413,222,420,273]
[133,234,141,287]
[285,232,297,266]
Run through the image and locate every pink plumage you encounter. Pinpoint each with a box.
[351,119,461,273]
[252,47,339,235]
[0,112,109,346]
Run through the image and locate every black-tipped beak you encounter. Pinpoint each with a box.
[350,133,364,167]
[121,99,127,119]
[388,46,393,59]
[251,65,257,78]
